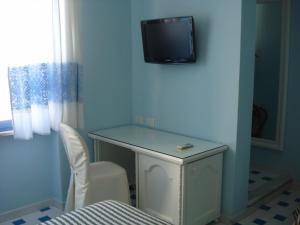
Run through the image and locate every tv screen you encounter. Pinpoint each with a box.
[141,16,196,64]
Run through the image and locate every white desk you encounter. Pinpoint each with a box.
[88,125,227,225]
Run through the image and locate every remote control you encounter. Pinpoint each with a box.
[177,143,194,150]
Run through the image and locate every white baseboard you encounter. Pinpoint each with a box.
[48,199,64,211]
[0,199,64,223]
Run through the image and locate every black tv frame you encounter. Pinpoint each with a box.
[141,16,196,64]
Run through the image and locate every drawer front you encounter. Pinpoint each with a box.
[138,154,182,225]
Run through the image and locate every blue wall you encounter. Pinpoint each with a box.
[251,0,300,181]
[0,0,132,214]
[0,134,56,213]
[131,0,255,216]
[234,0,256,216]
[79,0,132,135]
[0,0,262,218]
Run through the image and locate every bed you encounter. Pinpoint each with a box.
[39,200,171,225]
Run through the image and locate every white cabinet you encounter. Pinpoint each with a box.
[89,126,227,225]
[138,153,223,225]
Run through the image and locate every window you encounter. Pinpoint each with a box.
[0,0,54,134]
[0,0,81,139]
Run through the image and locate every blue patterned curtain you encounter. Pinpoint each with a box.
[8,63,82,139]
[9,63,79,110]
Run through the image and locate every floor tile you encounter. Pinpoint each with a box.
[0,206,62,225]
[12,219,26,225]
[38,216,51,223]
[253,218,267,225]
[39,207,50,212]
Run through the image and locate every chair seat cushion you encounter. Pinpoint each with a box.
[87,161,130,204]
[89,161,127,178]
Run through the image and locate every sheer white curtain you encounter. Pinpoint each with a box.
[2,0,83,139]
[51,0,83,130]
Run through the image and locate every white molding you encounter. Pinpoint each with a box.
[257,0,280,3]
[0,199,64,223]
[49,199,64,210]
[252,0,290,151]
[252,137,282,151]
[0,130,14,137]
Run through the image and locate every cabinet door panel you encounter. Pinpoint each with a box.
[183,154,223,225]
[138,154,181,225]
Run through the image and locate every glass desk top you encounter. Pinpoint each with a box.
[89,125,226,159]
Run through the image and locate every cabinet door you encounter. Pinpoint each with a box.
[183,153,223,225]
[138,154,181,225]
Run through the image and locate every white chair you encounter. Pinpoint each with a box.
[60,123,130,212]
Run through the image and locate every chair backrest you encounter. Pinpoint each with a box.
[60,123,89,186]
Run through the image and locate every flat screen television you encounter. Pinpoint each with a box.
[141,16,196,64]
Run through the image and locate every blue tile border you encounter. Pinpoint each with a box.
[262,176,273,181]
[253,218,266,225]
[273,214,287,221]
[282,191,291,195]
[38,216,51,222]
[40,207,50,212]
[278,201,289,207]
[259,205,271,211]
[12,219,26,225]
[251,170,261,175]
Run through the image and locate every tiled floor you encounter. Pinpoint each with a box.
[236,184,300,225]
[248,166,291,205]
[248,168,279,192]
[0,184,136,225]
[0,206,62,225]
[1,183,298,225]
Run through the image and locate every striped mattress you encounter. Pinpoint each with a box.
[39,200,171,225]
